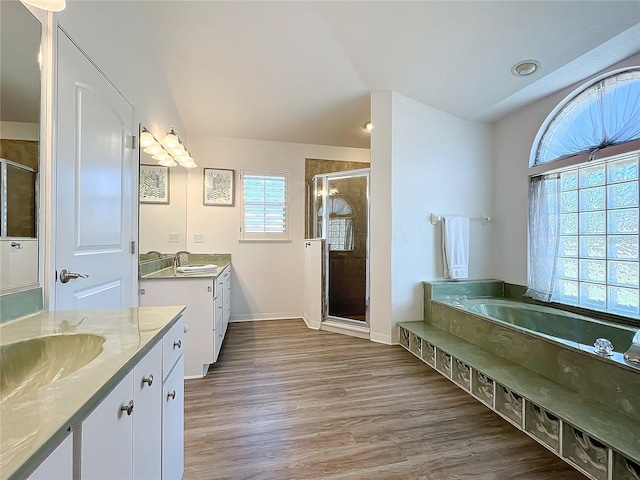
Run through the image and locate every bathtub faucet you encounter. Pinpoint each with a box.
[623,330,640,364]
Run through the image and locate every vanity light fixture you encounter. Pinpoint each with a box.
[140,127,197,169]
[20,0,66,11]
[363,121,373,133]
[511,60,541,77]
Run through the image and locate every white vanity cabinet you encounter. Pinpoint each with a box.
[79,319,184,480]
[140,264,231,378]
[81,341,163,480]
[27,433,73,480]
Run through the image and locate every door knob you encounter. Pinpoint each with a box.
[59,269,89,284]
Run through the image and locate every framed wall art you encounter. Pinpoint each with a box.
[140,164,169,204]
[204,168,234,206]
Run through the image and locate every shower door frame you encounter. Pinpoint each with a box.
[320,168,370,327]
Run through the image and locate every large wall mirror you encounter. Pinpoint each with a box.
[0,0,42,293]
[138,125,188,270]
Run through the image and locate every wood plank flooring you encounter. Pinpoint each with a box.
[184,319,586,480]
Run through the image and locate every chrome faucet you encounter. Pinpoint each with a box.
[623,330,640,364]
[173,251,190,268]
[146,250,164,260]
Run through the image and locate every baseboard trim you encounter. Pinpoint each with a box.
[369,331,392,345]
[303,313,321,330]
[230,312,304,322]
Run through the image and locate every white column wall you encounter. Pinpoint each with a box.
[369,92,393,344]
[370,92,494,344]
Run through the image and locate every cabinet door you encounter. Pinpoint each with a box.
[223,267,231,335]
[141,278,212,379]
[214,290,223,362]
[28,432,73,480]
[81,371,134,479]
[133,342,162,480]
[162,355,184,480]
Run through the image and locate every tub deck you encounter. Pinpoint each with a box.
[398,320,640,479]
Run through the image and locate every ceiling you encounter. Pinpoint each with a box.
[141,1,640,149]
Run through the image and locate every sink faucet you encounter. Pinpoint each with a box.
[624,330,640,364]
[146,250,164,260]
[173,251,190,268]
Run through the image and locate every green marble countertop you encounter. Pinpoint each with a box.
[0,306,185,480]
[140,254,231,280]
[141,261,230,280]
[398,321,640,463]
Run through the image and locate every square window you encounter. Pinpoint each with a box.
[579,187,605,211]
[607,261,639,288]
[579,211,606,234]
[579,283,606,309]
[607,235,639,260]
[607,181,638,209]
[579,236,606,258]
[608,209,639,234]
[559,236,578,257]
[579,164,605,188]
[607,157,638,184]
[579,259,606,283]
[608,286,639,316]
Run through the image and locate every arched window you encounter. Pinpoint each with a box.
[527,68,640,320]
[532,68,640,166]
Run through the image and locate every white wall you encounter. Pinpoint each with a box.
[185,136,369,321]
[56,2,185,138]
[370,92,494,344]
[491,53,640,286]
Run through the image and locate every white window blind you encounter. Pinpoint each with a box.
[241,170,288,240]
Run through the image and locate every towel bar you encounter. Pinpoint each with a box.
[430,213,491,225]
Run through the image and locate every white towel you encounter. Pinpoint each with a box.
[442,216,469,279]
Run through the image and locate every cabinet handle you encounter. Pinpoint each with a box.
[142,374,153,387]
[120,400,134,416]
[173,340,182,349]
[167,390,176,400]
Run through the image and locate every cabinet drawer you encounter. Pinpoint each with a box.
[162,355,184,480]
[215,265,230,296]
[163,316,184,381]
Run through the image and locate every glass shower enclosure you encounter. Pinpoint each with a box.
[307,169,370,325]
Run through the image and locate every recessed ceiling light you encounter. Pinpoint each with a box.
[511,60,540,77]
[363,121,373,133]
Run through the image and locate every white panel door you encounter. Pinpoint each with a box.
[55,29,134,309]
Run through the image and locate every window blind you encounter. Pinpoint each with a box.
[241,171,288,240]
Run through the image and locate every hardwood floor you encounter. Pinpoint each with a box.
[184,319,586,480]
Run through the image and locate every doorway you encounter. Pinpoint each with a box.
[307,169,369,326]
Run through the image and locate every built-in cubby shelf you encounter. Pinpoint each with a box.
[398,321,640,480]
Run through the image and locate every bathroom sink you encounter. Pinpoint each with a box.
[0,333,106,403]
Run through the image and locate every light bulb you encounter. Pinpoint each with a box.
[183,160,197,169]
[158,158,177,167]
[143,145,162,156]
[171,146,185,157]
[162,130,179,149]
[20,0,66,11]
[140,130,156,148]
[363,122,373,132]
[152,151,171,162]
